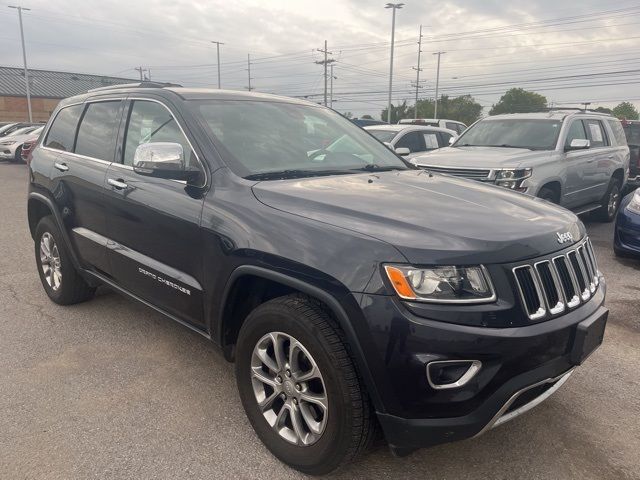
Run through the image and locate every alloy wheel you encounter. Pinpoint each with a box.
[40,232,62,291]
[608,185,620,217]
[250,331,328,446]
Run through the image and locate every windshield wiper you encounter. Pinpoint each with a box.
[354,164,406,172]
[484,144,533,150]
[244,169,355,181]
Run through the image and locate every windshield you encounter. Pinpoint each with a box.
[8,126,37,136]
[192,100,408,179]
[454,118,561,150]
[367,129,398,143]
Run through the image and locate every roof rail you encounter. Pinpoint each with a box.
[87,81,182,93]
[539,107,611,116]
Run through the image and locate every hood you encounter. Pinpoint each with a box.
[252,170,584,265]
[412,146,553,168]
[0,132,38,144]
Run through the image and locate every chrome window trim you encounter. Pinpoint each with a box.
[40,96,209,188]
[512,265,546,320]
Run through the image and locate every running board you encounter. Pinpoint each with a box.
[572,203,600,216]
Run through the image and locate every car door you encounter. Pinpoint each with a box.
[562,119,601,208]
[46,99,123,273]
[103,98,207,327]
[583,118,614,200]
[394,131,426,159]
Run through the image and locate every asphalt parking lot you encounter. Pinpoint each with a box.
[0,162,638,480]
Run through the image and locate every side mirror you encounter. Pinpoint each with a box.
[448,136,456,145]
[133,142,199,181]
[565,138,590,151]
[395,147,411,156]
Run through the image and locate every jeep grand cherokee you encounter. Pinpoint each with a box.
[27,83,608,475]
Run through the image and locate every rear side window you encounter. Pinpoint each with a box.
[445,122,458,132]
[608,119,627,146]
[44,104,83,151]
[75,101,121,161]
[423,132,439,150]
[584,119,609,148]
[396,131,425,153]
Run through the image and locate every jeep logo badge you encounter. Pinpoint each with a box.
[556,231,573,244]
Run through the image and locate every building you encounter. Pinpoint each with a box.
[0,66,136,122]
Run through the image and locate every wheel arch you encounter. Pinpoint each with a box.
[536,180,562,202]
[218,265,384,412]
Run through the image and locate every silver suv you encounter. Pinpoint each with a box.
[412,110,630,221]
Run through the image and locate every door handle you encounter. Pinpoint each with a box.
[107,178,128,190]
[53,162,69,172]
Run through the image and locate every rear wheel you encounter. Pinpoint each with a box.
[34,216,96,305]
[235,294,375,475]
[594,178,621,222]
[10,146,22,163]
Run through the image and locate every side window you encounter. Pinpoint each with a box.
[438,132,452,147]
[565,120,587,148]
[423,132,439,150]
[607,119,627,146]
[445,122,458,132]
[395,131,425,153]
[456,124,466,134]
[44,104,83,152]
[122,100,195,168]
[75,101,121,161]
[584,119,609,148]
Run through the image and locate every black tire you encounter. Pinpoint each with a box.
[538,186,558,204]
[11,145,23,163]
[594,178,622,222]
[34,216,96,305]
[235,294,375,475]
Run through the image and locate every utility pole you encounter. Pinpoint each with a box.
[135,66,144,81]
[433,51,445,119]
[330,63,337,109]
[246,54,253,91]
[385,3,404,124]
[412,24,423,118]
[211,40,224,88]
[9,5,32,122]
[315,40,335,107]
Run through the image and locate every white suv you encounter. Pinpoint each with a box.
[398,118,467,135]
[412,110,630,221]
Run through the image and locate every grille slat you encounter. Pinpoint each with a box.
[513,237,599,321]
[421,165,491,180]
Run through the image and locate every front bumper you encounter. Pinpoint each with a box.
[359,279,607,450]
[614,199,640,255]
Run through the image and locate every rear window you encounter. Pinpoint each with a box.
[367,129,398,143]
[44,105,83,152]
[75,101,121,161]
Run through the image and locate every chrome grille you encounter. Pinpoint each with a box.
[513,237,600,321]
[420,165,491,180]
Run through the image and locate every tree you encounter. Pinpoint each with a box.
[612,102,639,120]
[594,106,613,115]
[342,111,354,119]
[414,95,483,125]
[380,100,411,123]
[489,88,547,115]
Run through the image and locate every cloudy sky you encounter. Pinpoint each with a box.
[1,0,640,118]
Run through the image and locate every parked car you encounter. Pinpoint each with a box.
[364,124,457,159]
[614,187,640,257]
[351,118,387,127]
[0,122,41,137]
[0,126,44,163]
[621,119,640,189]
[412,110,629,222]
[398,118,467,134]
[28,84,607,475]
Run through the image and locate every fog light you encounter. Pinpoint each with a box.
[427,360,482,390]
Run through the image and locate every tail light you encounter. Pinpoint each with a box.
[21,140,35,164]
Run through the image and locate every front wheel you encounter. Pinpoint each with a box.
[235,294,375,475]
[594,178,621,222]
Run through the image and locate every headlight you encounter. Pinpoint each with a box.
[626,189,640,215]
[0,140,16,146]
[495,168,531,190]
[384,264,496,303]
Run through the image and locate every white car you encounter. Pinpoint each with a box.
[398,118,467,134]
[365,124,457,159]
[0,125,43,163]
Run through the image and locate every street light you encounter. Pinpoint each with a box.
[211,40,224,89]
[433,51,446,119]
[385,3,404,124]
[8,5,32,122]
